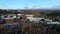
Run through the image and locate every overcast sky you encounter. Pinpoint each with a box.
[0,0,60,9]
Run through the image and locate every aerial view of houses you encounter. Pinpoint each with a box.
[0,9,60,34]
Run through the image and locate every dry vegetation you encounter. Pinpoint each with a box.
[0,22,60,34]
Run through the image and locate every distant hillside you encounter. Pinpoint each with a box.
[0,9,60,15]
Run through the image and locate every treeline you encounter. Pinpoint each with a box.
[0,9,60,16]
[0,9,18,15]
